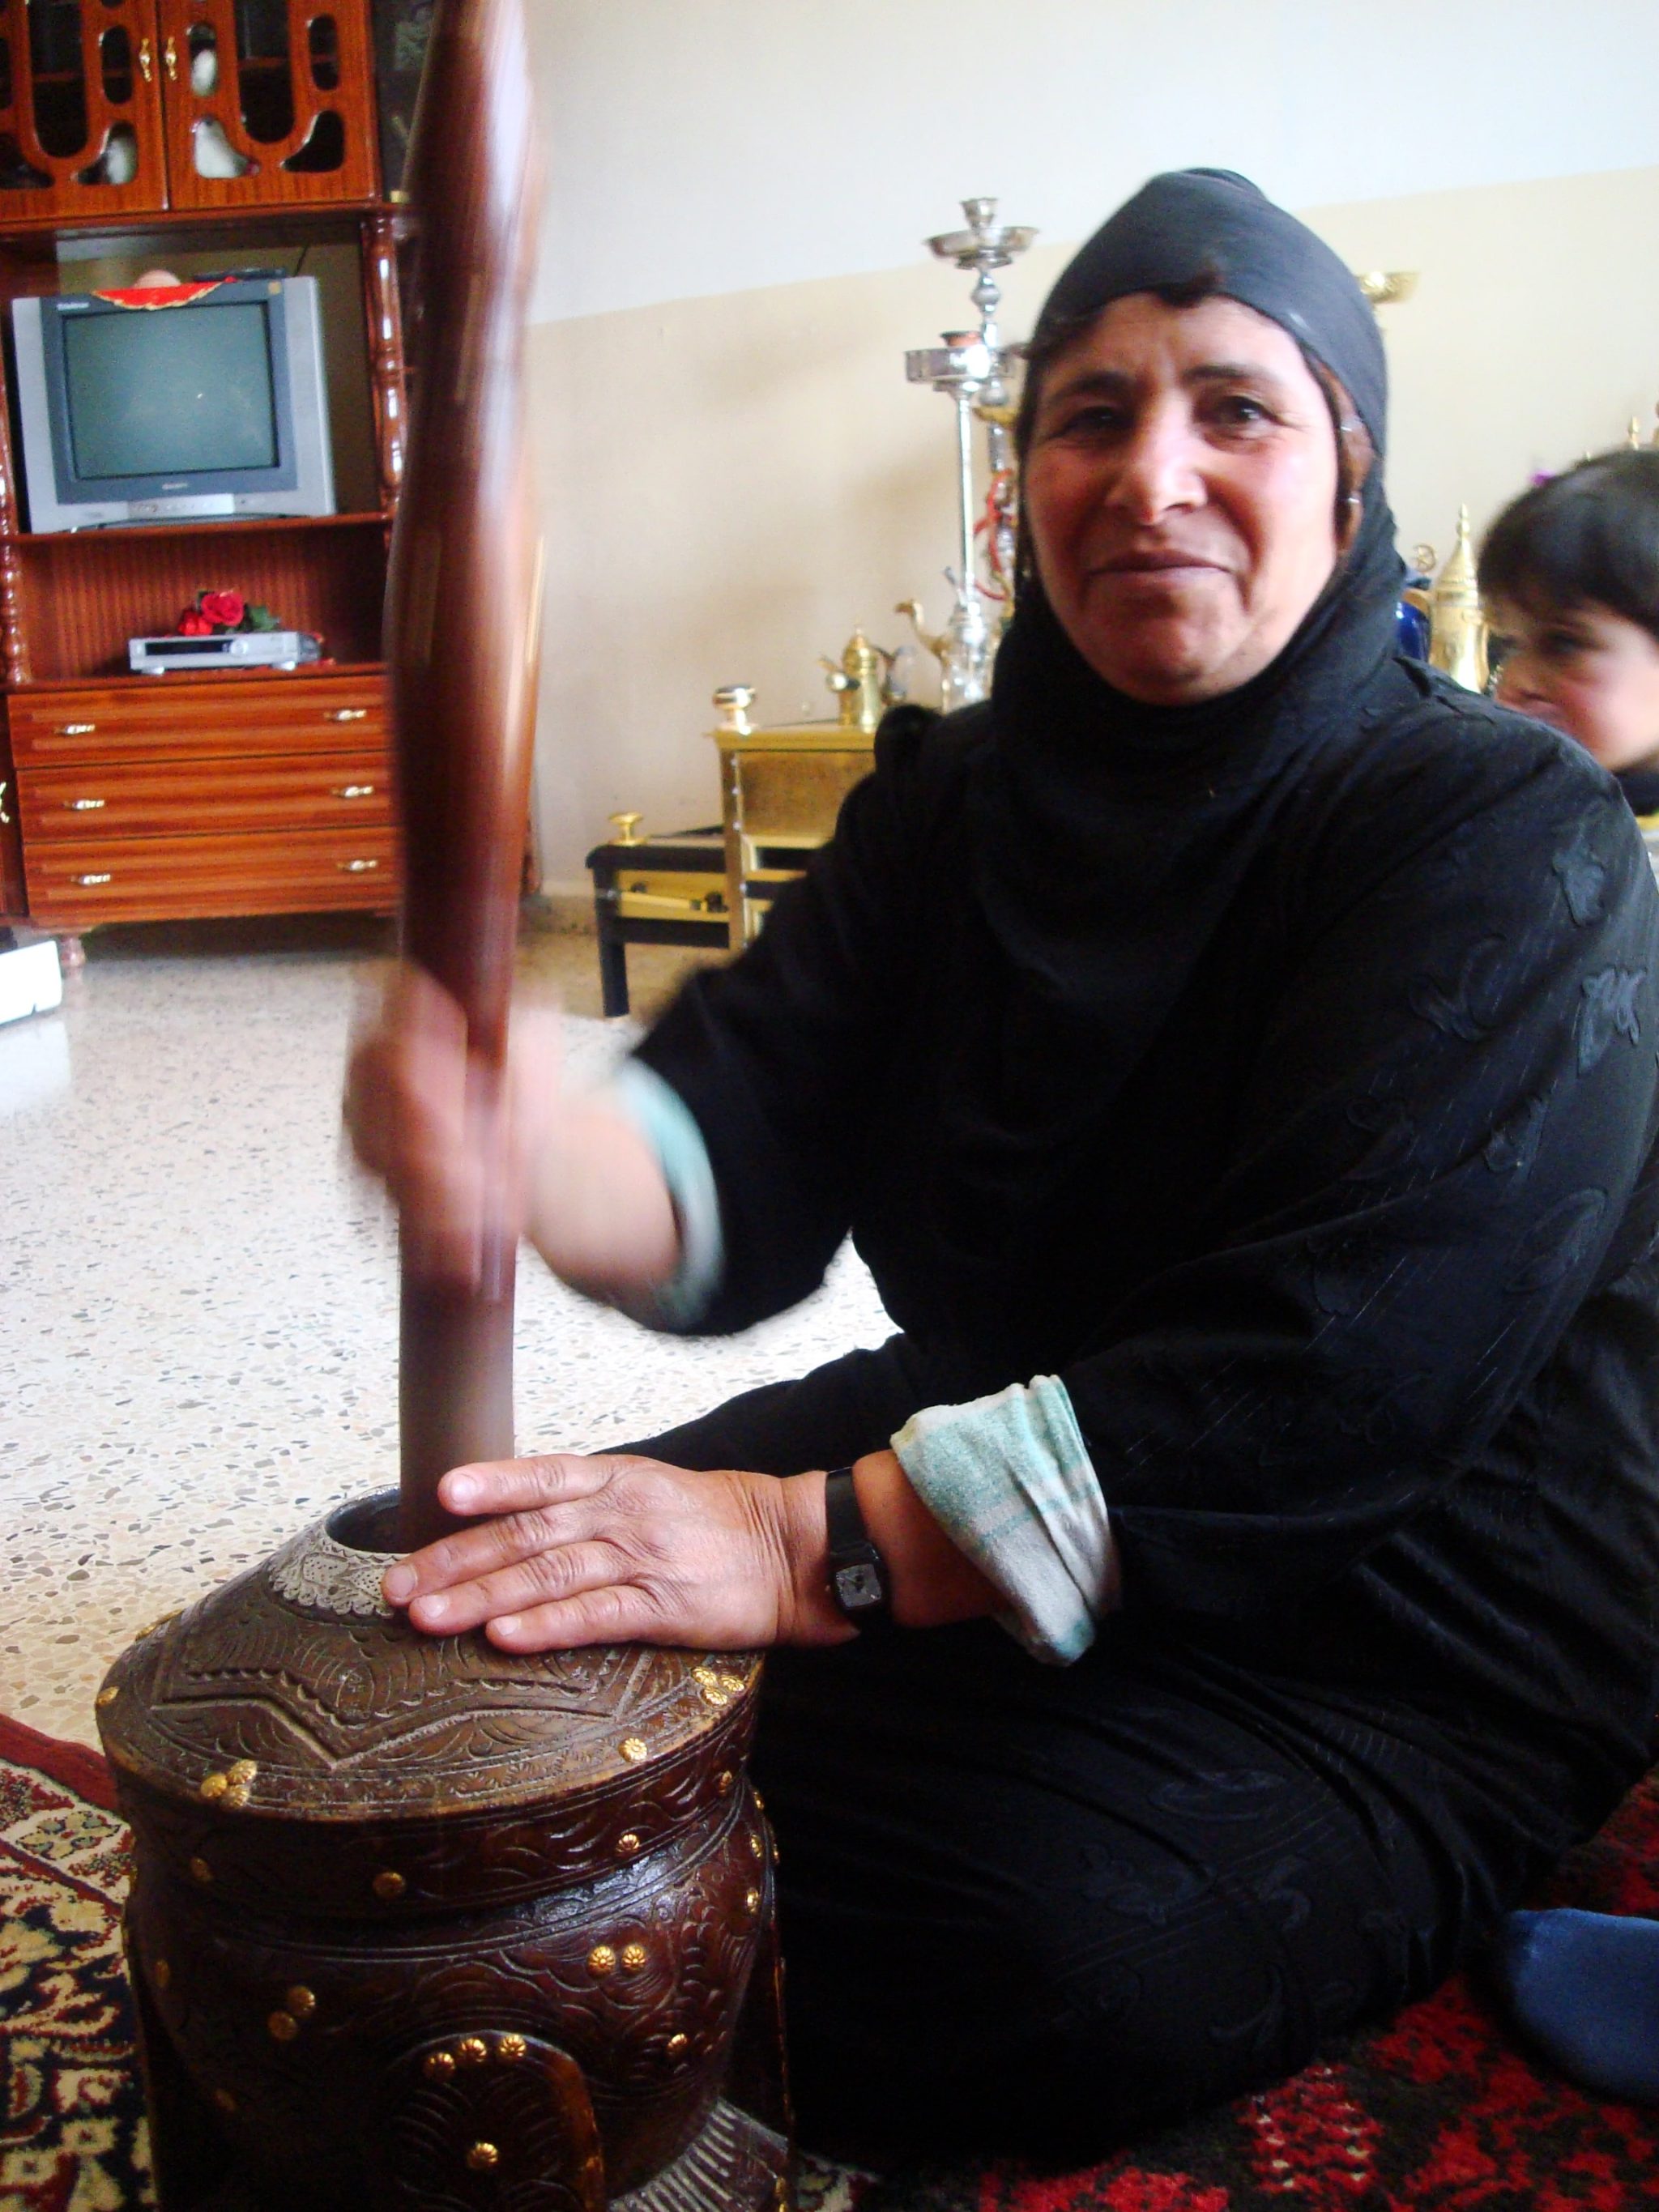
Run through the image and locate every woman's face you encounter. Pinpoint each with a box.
[1022,293,1342,705]
[1491,599,1659,776]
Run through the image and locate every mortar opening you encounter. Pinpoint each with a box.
[325,1491,401,1556]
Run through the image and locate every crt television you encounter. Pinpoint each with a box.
[10,275,335,531]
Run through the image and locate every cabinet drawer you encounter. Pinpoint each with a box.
[19,751,394,843]
[27,825,400,926]
[8,676,389,767]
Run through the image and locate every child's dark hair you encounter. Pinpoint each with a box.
[1479,449,1659,646]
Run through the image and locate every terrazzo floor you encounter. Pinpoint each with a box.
[1,910,891,1745]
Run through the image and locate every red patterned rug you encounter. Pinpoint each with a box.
[3,1711,1656,2210]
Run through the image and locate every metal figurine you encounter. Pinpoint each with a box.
[902,196,1035,710]
[820,624,901,732]
[1428,505,1491,694]
[1355,270,1418,309]
[96,0,791,2203]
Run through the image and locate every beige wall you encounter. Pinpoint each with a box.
[529,163,1659,889]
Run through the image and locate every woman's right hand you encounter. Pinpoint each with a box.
[343,963,680,1298]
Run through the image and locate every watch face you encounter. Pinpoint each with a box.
[834,1562,884,1611]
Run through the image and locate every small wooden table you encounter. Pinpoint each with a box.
[711,719,875,948]
[583,827,728,1016]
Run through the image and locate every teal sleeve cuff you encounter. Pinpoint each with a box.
[891,1375,1120,1664]
[603,1059,725,1332]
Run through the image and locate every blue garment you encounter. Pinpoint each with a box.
[1494,1909,1659,2103]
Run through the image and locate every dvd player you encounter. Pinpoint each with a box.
[130,630,321,674]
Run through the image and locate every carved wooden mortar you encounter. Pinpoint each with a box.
[92,0,796,2197]
[96,1494,790,2210]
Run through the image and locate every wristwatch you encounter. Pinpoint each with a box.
[823,1464,893,1632]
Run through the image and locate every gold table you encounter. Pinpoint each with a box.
[711,720,876,949]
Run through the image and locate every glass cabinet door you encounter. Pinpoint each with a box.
[0,0,168,221]
[156,0,377,209]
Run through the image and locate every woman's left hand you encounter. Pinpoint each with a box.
[381,1455,852,1652]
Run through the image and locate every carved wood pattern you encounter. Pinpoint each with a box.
[0,0,169,225]
[384,2034,607,2211]
[123,1793,776,2203]
[153,0,380,213]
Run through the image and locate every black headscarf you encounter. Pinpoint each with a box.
[956,170,1405,1226]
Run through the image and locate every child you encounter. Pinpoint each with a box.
[1475,446,1659,2104]
[1481,449,1659,828]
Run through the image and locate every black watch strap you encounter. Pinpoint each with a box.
[823,1464,893,1632]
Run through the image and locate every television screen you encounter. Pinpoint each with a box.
[63,301,279,479]
[10,275,335,530]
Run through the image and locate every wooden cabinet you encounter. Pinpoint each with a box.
[12,668,395,924]
[0,0,378,228]
[0,0,407,933]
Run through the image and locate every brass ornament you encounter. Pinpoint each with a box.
[497,2032,527,2062]
[621,1737,649,1763]
[372,1869,406,1900]
[1428,505,1491,694]
[424,2048,456,2078]
[667,2033,689,2056]
[267,2010,299,2043]
[456,2035,489,2067]
[96,1685,119,1708]
[748,1832,764,1860]
[188,1856,212,1885]
[616,1831,642,1857]
[1354,269,1418,309]
[285,1986,317,2019]
[744,1888,762,1916]
[588,1944,618,1977]
[153,1958,171,1990]
[621,1942,648,1971]
[467,2142,501,2172]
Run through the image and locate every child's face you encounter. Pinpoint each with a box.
[1491,599,1659,775]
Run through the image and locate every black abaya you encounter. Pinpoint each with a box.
[620,174,1659,2156]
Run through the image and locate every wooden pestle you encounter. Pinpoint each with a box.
[383,0,544,1550]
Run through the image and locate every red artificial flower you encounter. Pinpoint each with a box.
[199,589,245,629]
[177,611,214,635]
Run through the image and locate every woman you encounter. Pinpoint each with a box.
[348,171,1659,2158]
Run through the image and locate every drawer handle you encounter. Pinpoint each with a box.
[57,722,97,735]
[65,796,106,811]
[0,778,9,825]
[337,857,381,873]
[332,783,376,799]
[72,872,113,886]
[164,32,178,80]
[138,34,153,83]
[325,708,369,722]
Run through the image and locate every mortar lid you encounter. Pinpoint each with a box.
[96,1493,760,1821]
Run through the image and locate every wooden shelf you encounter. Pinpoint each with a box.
[8,517,391,680]
[13,659,386,693]
[16,509,391,548]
